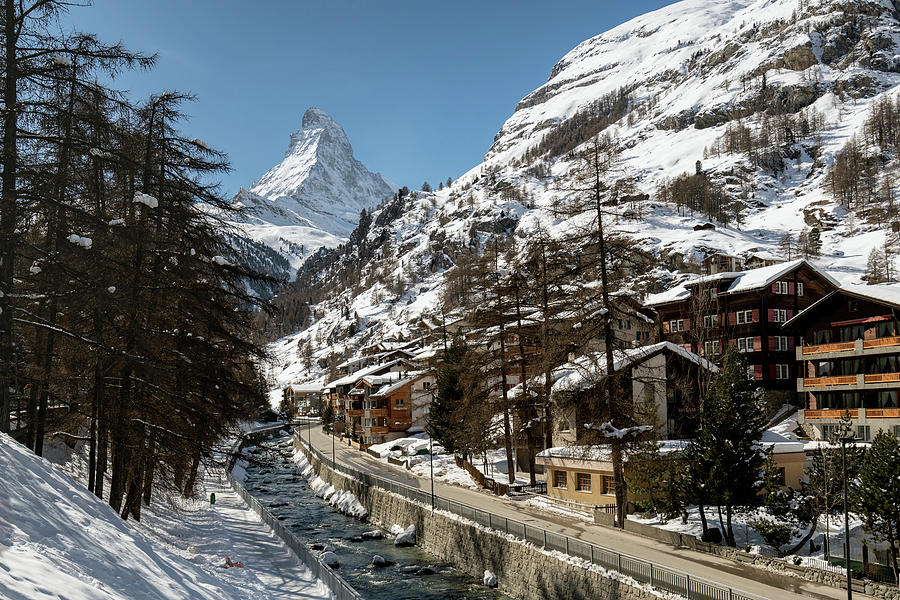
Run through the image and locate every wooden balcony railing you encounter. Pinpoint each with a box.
[366,426,389,435]
[864,408,900,418]
[364,408,389,418]
[802,342,855,355]
[863,336,900,350]
[804,409,859,419]
[803,375,858,387]
[346,409,365,417]
[864,372,900,384]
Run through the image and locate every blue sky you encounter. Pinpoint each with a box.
[64,1,674,196]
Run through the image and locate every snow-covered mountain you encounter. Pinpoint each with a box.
[264,0,900,387]
[230,108,396,273]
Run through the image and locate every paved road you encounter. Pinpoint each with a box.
[297,424,869,600]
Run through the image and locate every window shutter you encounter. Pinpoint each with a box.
[767,308,775,322]
[769,364,777,380]
[753,336,762,351]
[752,309,760,322]
[753,365,763,380]
[663,321,670,334]
[768,336,776,351]
[683,319,691,332]
[728,312,737,326]
[772,282,778,293]
[729,338,737,347]
[788,337,795,351]
[787,309,793,320]
[789,282,795,294]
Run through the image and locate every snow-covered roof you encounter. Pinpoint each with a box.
[785,282,900,327]
[287,384,323,394]
[537,440,690,463]
[325,357,420,388]
[551,341,717,397]
[645,260,839,308]
[368,371,429,397]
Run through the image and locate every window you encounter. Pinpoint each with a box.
[893,425,900,439]
[857,425,871,442]
[576,473,592,492]
[395,398,405,406]
[558,418,571,432]
[746,366,755,380]
[775,364,790,379]
[773,309,787,323]
[422,381,432,390]
[736,310,753,324]
[669,319,685,332]
[737,337,755,352]
[849,300,859,312]
[704,340,721,356]
[774,281,789,294]
[703,314,720,328]
[553,470,567,489]
[797,282,804,296]
[773,336,789,351]
[601,476,615,495]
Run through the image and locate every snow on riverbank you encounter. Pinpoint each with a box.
[0,432,330,600]
[291,448,369,519]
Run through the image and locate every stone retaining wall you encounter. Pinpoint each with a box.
[293,433,660,600]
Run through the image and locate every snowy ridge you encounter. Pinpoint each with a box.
[265,0,900,389]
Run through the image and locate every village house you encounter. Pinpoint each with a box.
[645,259,839,409]
[281,384,323,415]
[345,370,435,445]
[701,252,744,275]
[550,341,717,443]
[785,284,900,441]
[536,439,806,508]
[322,358,421,435]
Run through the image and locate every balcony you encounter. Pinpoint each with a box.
[366,426,389,435]
[799,372,900,391]
[364,408,389,418]
[346,409,365,417]
[803,408,900,420]
[804,409,858,419]
[799,337,900,359]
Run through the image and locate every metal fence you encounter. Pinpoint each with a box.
[226,429,363,600]
[297,434,765,600]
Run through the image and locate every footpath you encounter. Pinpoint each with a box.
[198,466,332,600]
[304,425,870,600]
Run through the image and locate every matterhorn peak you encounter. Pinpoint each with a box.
[301,106,339,130]
[233,106,395,266]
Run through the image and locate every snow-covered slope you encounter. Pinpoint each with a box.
[230,108,396,272]
[0,433,271,600]
[264,0,900,386]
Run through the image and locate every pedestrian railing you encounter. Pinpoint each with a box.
[298,432,765,600]
[226,428,364,600]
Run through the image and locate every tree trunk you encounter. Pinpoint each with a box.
[698,503,709,535]
[0,1,18,435]
[183,449,201,498]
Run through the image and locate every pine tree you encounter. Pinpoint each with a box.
[854,431,900,579]
[693,346,768,546]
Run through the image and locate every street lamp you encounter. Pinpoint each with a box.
[840,435,856,600]
[332,423,336,470]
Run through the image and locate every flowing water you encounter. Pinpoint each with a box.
[241,434,511,600]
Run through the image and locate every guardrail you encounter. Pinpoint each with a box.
[226,426,363,600]
[297,432,765,600]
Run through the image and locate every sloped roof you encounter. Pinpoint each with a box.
[550,341,717,398]
[784,282,900,327]
[645,260,839,307]
[370,371,430,398]
[325,357,419,388]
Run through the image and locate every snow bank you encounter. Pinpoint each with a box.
[291,448,368,519]
[0,432,268,600]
